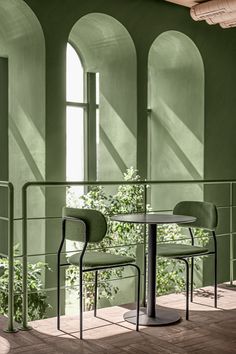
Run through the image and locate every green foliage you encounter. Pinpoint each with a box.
[0,257,50,323]
[156,222,209,295]
[66,167,208,308]
[66,167,144,310]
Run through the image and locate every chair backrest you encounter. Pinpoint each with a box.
[173,201,218,231]
[62,207,107,243]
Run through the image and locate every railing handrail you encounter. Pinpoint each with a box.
[23,178,236,188]
[21,178,236,330]
[0,181,13,186]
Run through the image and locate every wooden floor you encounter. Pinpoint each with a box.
[1,284,236,353]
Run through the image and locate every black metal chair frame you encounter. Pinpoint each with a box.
[57,216,141,339]
[172,227,217,320]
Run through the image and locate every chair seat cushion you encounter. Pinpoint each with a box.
[157,243,209,258]
[68,251,135,267]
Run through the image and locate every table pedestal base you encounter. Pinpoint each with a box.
[124,306,181,326]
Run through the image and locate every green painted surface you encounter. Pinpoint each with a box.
[148,30,204,211]
[0,0,234,316]
[204,183,234,283]
[0,58,9,254]
[0,0,46,256]
[0,57,8,184]
[21,0,236,309]
[23,0,236,180]
[205,184,230,207]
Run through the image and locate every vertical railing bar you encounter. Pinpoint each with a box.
[230,182,234,285]
[142,182,147,307]
[8,183,14,331]
[19,185,31,330]
[4,183,17,332]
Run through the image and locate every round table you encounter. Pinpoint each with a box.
[110,213,196,326]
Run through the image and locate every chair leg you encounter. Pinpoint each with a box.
[143,254,147,308]
[136,266,141,332]
[79,267,83,340]
[214,253,217,308]
[94,271,98,317]
[57,263,60,330]
[191,257,194,302]
[180,258,189,320]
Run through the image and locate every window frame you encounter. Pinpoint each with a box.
[66,42,99,181]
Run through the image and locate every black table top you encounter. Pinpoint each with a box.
[111,213,196,225]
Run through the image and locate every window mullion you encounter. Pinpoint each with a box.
[67,101,88,108]
[87,72,97,181]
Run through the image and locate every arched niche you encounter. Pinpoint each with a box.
[0,0,45,253]
[148,30,204,209]
[68,13,137,180]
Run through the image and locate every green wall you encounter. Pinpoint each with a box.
[0,57,8,254]
[23,0,236,180]
[0,58,8,183]
[148,30,204,211]
[10,0,236,309]
[0,0,46,257]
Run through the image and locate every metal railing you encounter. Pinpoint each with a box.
[20,178,236,330]
[0,181,16,333]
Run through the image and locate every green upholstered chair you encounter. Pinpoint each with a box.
[57,207,140,339]
[157,201,218,320]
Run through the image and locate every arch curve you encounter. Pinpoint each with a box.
[148,30,204,207]
[0,0,45,245]
[68,13,137,180]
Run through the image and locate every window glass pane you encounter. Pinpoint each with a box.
[96,72,100,105]
[66,106,84,181]
[66,43,84,103]
[96,108,100,145]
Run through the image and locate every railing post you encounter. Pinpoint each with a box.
[229,182,234,285]
[19,184,32,331]
[4,183,17,333]
[142,182,147,307]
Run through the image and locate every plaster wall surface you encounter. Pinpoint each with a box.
[0,0,45,255]
[21,0,236,300]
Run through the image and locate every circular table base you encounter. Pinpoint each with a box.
[124,306,181,326]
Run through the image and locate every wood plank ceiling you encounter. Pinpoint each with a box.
[165,0,208,8]
[164,0,236,28]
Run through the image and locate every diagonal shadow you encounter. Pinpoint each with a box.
[151,112,202,180]
[9,117,44,182]
[100,126,128,174]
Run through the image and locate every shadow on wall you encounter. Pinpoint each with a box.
[148,30,205,211]
[0,0,45,253]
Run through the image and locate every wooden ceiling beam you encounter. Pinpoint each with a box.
[165,0,207,8]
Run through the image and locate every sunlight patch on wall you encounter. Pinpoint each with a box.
[148,30,204,210]
[154,96,203,177]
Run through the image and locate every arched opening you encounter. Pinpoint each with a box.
[148,30,204,210]
[64,13,137,312]
[0,0,45,252]
[67,13,137,181]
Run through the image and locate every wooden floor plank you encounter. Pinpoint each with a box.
[1,285,236,353]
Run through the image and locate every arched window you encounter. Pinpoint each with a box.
[68,13,137,181]
[66,42,100,196]
[65,14,137,311]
